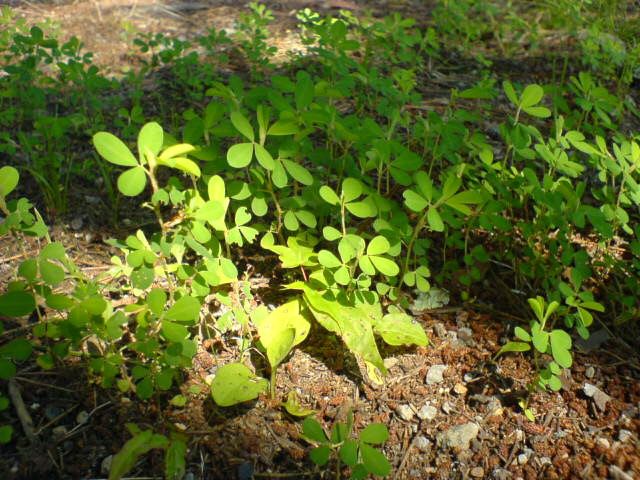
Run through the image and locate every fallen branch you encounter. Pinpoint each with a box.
[8,379,37,443]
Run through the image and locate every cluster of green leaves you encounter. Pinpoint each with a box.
[108,424,186,480]
[302,413,391,479]
[2,2,640,477]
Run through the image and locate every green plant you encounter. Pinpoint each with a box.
[302,413,391,479]
[108,424,187,480]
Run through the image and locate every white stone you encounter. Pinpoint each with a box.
[426,364,447,385]
[396,404,415,421]
[417,404,438,421]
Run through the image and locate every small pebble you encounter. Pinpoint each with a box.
[396,404,415,421]
[76,411,89,425]
[417,404,438,421]
[101,455,113,475]
[517,453,528,465]
[618,429,632,442]
[453,383,468,396]
[463,372,476,383]
[470,466,484,478]
[458,327,474,344]
[596,437,610,449]
[585,366,595,378]
[383,357,399,370]
[414,435,431,453]
[609,465,634,480]
[442,401,454,414]
[492,468,511,480]
[426,364,447,385]
[433,322,447,338]
[539,457,552,466]
[514,429,524,442]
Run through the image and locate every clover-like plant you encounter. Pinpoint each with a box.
[302,413,391,480]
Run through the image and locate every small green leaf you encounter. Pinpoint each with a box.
[0,359,16,380]
[165,437,187,480]
[341,178,363,203]
[323,226,342,241]
[254,144,275,170]
[302,417,328,443]
[503,80,519,107]
[495,341,531,357]
[282,391,316,417]
[0,425,13,444]
[117,166,147,196]
[427,207,444,231]
[161,321,189,342]
[93,132,138,167]
[339,439,359,466]
[0,338,32,361]
[39,260,65,286]
[282,159,313,186]
[227,143,254,168]
[0,166,19,197]
[211,363,268,407]
[514,326,531,342]
[309,446,331,466]
[520,84,544,108]
[318,250,342,268]
[403,189,428,212]
[268,120,298,136]
[346,201,376,218]
[137,122,164,160]
[166,296,201,323]
[0,291,36,317]
[360,423,389,444]
[523,106,551,118]
[550,330,572,368]
[360,444,391,476]
[372,312,428,346]
[319,186,340,205]
[367,236,390,256]
[230,111,254,142]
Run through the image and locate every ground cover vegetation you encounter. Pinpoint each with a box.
[0,0,639,478]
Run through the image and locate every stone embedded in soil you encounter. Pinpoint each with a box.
[417,404,438,421]
[458,327,474,345]
[583,382,612,411]
[76,410,89,425]
[396,404,415,421]
[426,364,447,384]
[618,429,633,442]
[492,468,512,480]
[596,437,610,449]
[585,365,595,378]
[517,453,529,465]
[453,383,468,396]
[415,435,431,453]
[437,422,480,451]
[101,455,113,475]
[609,465,634,480]
[470,466,484,477]
[433,322,447,338]
[442,401,454,414]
